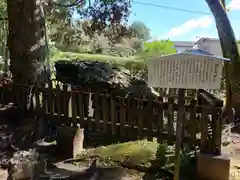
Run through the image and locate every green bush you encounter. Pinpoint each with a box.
[153,143,195,171]
[50,51,148,78]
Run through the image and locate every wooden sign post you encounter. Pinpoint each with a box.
[148,49,230,180]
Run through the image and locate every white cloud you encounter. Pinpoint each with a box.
[159,16,213,39]
[228,0,240,11]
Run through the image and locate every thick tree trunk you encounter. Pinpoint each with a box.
[7,0,47,111]
[205,0,240,118]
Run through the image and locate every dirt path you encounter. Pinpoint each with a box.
[222,125,240,180]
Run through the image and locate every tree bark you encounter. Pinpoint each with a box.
[205,0,240,117]
[7,0,47,111]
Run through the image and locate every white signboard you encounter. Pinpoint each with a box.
[148,54,224,89]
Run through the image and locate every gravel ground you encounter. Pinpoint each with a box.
[222,123,240,180]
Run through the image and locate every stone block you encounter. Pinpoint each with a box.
[197,153,230,180]
[0,168,8,180]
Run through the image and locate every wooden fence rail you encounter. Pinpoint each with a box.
[0,81,223,155]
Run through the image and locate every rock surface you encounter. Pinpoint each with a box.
[8,149,42,180]
[0,168,8,180]
[54,60,158,97]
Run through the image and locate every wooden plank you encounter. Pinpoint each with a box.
[189,100,197,150]
[102,95,109,134]
[35,88,41,116]
[42,86,47,117]
[127,95,134,138]
[63,84,69,122]
[200,107,209,153]
[157,97,164,143]
[44,113,203,144]
[137,99,144,139]
[87,91,93,131]
[48,81,54,116]
[110,95,117,135]
[71,91,77,127]
[120,98,221,114]
[20,86,25,109]
[174,89,185,180]
[212,110,222,155]
[78,90,84,126]
[120,99,126,137]
[94,92,101,132]
[56,87,62,118]
[146,97,153,141]
[167,97,174,144]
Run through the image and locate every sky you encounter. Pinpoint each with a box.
[129,0,240,41]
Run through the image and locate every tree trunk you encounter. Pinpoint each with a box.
[205,0,240,118]
[7,0,47,111]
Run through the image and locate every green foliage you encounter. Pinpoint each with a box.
[154,144,195,171]
[47,0,132,47]
[155,144,169,167]
[130,21,150,41]
[50,51,148,78]
[45,1,149,57]
[140,40,176,59]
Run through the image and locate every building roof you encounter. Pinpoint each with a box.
[173,41,195,47]
[184,48,230,61]
[152,48,230,62]
[184,48,214,56]
[195,37,219,44]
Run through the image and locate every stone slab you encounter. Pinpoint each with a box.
[0,168,8,180]
[197,153,230,180]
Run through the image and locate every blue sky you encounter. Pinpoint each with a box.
[129,0,240,41]
[73,0,240,41]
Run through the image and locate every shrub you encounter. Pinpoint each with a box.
[50,51,148,79]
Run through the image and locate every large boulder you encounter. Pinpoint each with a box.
[54,60,158,97]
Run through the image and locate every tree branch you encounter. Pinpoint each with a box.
[51,0,84,7]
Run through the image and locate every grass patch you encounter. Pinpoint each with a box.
[52,51,141,62]
[94,139,158,166]
[50,51,148,73]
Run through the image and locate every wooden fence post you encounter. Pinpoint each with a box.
[127,95,134,138]
[120,98,126,137]
[102,94,109,134]
[56,84,62,118]
[167,97,174,144]
[78,89,84,126]
[157,97,164,143]
[110,94,117,135]
[63,84,69,123]
[189,99,197,150]
[137,98,144,139]
[71,91,77,127]
[35,88,41,116]
[48,81,54,116]
[200,107,209,153]
[174,88,185,180]
[146,97,153,141]
[94,91,100,132]
[42,84,47,116]
[212,109,222,155]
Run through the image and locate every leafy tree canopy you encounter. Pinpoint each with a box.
[47,0,132,44]
[140,40,176,58]
[129,21,150,41]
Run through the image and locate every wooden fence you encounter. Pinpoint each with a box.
[0,80,223,154]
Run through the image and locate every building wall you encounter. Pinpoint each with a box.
[175,46,193,53]
[196,39,223,56]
